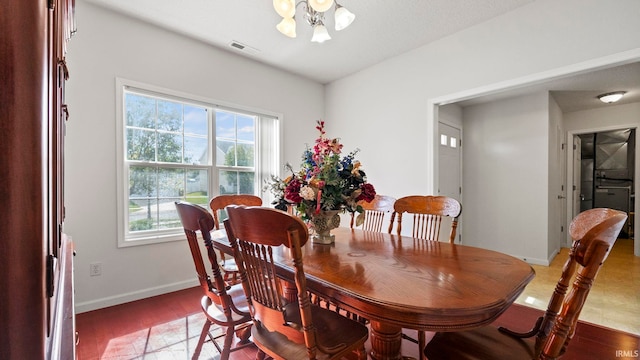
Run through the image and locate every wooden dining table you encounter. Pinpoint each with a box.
[213,226,535,360]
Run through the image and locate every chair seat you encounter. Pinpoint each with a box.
[424,325,536,360]
[252,303,369,360]
[201,283,250,324]
[220,258,238,272]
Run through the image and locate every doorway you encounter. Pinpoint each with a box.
[438,122,462,243]
[572,128,635,240]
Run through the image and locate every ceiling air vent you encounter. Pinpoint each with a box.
[228,41,260,56]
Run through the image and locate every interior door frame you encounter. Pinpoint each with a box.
[426,49,640,257]
[567,126,638,256]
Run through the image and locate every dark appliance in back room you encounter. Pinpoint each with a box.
[581,129,635,237]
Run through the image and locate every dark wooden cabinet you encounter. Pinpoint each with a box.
[0,0,76,359]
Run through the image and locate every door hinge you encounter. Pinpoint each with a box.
[459,186,462,195]
[573,144,577,150]
[561,225,564,233]
[573,185,576,190]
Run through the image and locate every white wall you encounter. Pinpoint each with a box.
[548,95,565,258]
[325,0,640,257]
[564,103,640,133]
[462,93,549,263]
[65,2,324,312]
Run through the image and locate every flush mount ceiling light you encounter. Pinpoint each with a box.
[273,0,355,43]
[597,91,627,104]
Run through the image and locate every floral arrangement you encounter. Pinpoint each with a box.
[265,120,376,226]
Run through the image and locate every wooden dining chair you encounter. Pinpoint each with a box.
[209,194,262,284]
[174,201,254,360]
[391,195,462,358]
[224,205,369,360]
[424,207,627,360]
[391,195,462,242]
[350,194,396,232]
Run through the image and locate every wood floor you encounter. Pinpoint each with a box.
[76,286,640,359]
[514,237,640,335]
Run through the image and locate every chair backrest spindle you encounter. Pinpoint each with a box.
[393,195,461,243]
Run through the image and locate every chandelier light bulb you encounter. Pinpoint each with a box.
[273,0,354,43]
[334,4,355,31]
[308,0,335,13]
[597,91,626,104]
[276,17,297,38]
[273,0,295,18]
[311,23,331,43]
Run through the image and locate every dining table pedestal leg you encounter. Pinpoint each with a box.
[369,321,408,360]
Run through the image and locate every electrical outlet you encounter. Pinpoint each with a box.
[90,262,102,276]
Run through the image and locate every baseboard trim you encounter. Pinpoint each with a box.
[75,279,198,314]
[516,255,550,266]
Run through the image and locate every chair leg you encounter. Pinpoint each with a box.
[192,320,211,360]
[220,325,236,360]
[256,349,267,360]
[418,331,426,360]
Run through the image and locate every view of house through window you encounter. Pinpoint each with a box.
[119,82,277,246]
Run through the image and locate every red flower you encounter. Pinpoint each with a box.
[284,178,303,203]
[356,183,376,202]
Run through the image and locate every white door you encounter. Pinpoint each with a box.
[572,135,582,246]
[438,122,462,243]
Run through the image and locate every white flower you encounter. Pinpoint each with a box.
[300,186,316,201]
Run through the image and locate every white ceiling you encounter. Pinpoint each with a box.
[81,0,639,112]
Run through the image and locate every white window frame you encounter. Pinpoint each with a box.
[116,78,282,247]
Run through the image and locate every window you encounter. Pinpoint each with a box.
[116,79,280,246]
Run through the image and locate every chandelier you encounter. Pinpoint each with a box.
[273,0,355,43]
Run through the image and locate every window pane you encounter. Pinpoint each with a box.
[185,136,208,165]
[450,137,457,148]
[157,132,183,163]
[217,140,236,166]
[129,166,157,198]
[216,111,235,139]
[219,170,237,194]
[158,198,182,230]
[127,128,156,161]
[126,93,155,128]
[237,115,255,142]
[157,100,182,132]
[158,168,185,198]
[236,143,255,166]
[186,169,209,205]
[218,170,255,195]
[440,134,448,146]
[184,106,207,136]
[129,198,158,231]
[239,172,255,194]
